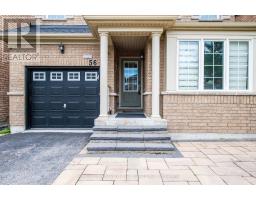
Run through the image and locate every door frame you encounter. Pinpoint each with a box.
[25,66,100,129]
[118,57,143,110]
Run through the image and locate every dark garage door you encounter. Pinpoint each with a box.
[27,68,100,128]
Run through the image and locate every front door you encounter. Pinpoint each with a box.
[120,59,141,108]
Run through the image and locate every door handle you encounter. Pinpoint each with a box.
[63,104,66,109]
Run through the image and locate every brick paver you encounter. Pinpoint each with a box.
[53,141,256,185]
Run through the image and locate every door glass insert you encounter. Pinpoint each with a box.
[123,61,138,92]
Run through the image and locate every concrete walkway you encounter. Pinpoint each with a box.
[53,141,256,185]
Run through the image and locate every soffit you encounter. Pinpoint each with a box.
[84,16,176,37]
[111,36,148,51]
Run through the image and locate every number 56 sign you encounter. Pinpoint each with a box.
[88,59,97,66]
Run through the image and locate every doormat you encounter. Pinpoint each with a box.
[116,112,146,118]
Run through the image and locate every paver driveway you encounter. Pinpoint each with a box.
[53,141,256,185]
[0,132,91,184]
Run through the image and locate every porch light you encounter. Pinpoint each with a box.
[58,42,65,54]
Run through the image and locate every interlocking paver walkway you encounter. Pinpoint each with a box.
[53,141,256,185]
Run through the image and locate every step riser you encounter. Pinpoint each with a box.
[92,131,168,134]
[87,148,174,152]
[90,138,171,141]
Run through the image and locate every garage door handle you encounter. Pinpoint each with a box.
[63,104,66,109]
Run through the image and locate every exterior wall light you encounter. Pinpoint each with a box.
[58,42,65,54]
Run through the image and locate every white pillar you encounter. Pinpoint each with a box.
[151,32,161,118]
[99,32,109,117]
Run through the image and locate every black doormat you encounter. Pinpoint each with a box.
[116,112,146,118]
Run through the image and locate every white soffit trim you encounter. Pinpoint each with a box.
[98,27,163,33]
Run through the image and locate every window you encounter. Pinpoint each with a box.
[45,15,66,20]
[175,38,251,92]
[178,41,199,90]
[199,15,220,21]
[68,72,80,81]
[33,72,46,81]
[123,61,139,92]
[85,72,98,81]
[229,41,249,90]
[204,41,224,90]
[50,72,63,81]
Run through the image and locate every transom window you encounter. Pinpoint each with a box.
[50,72,63,81]
[178,41,199,90]
[204,41,224,90]
[68,72,80,81]
[85,72,98,81]
[123,61,139,92]
[33,72,46,81]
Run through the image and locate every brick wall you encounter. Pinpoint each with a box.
[235,15,256,22]
[0,15,36,125]
[163,94,256,133]
[0,41,9,124]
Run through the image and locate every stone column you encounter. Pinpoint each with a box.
[151,32,161,118]
[99,32,109,117]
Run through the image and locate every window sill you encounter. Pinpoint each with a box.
[161,90,256,96]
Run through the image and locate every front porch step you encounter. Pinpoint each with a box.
[93,126,167,132]
[90,133,171,141]
[86,142,175,152]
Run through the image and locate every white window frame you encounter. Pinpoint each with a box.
[68,72,80,81]
[33,72,46,81]
[50,72,63,81]
[85,72,98,81]
[174,34,253,93]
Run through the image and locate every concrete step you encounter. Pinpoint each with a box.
[86,142,175,152]
[90,133,171,141]
[93,126,167,132]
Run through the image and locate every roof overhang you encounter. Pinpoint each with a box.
[0,33,97,43]
[83,15,176,37]
[170,22,256,31]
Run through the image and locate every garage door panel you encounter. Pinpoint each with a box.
[31,102,47,110]
[84,102,97,110]
[30,116,47,127]
[66,86,81,96]
[66,116,82,127]
[49,86,64,95]
[48,116,65,126]
[66,101,81,111]
[49,101,64,111]
[29,68,99,128]
[31,86,47,95]
[84,87,98,95]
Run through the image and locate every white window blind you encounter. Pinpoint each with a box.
[178,41,199,90]
[229,41,249,90]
